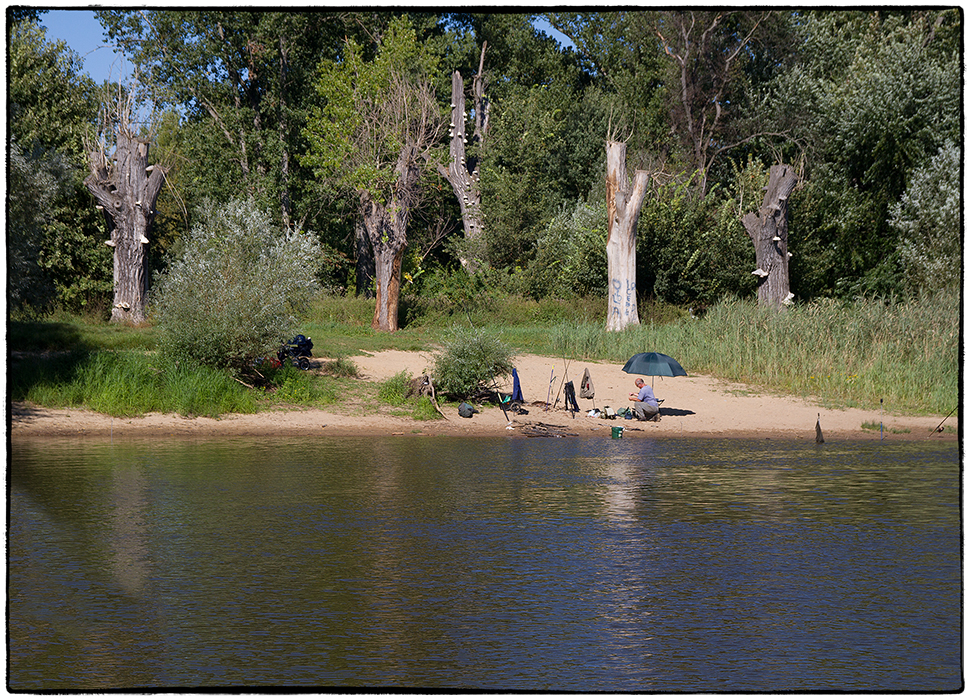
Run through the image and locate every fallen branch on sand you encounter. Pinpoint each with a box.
[427,377,449,420]
[519,422,579,438]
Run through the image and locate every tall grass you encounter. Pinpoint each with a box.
[539,291,959,415]
[11,351,259,417]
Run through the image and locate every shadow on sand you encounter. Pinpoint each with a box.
[659,406,696,417]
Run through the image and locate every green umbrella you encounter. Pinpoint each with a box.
[622,352,687,385]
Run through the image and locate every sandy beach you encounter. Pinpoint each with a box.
[9,350,957,441]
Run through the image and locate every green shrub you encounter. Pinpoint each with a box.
[432,326,516,399]
[525,200,608,300]
[378,370,412,405]
[152,198,323,371]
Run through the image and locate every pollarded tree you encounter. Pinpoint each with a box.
[302,17,445,331]
[742,163,798,309]
[437,42,489,272]
[83,87,169,324]
[605,139,649,331]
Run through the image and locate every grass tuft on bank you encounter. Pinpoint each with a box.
[377,370,442,421]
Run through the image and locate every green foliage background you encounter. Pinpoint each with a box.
[6,8,961,333]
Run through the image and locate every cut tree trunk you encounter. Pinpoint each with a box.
[84,131,167,324]
[354,216,375,298]
[371,238,404,332]
[742,163,798,309]
[437,44,488,272]
[605,141,650,331]
[360,162,417,332]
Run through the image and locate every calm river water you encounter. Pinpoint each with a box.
[8,435,961,691]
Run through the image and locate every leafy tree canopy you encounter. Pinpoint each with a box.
[302,16,442,201]
[8,20,97,157]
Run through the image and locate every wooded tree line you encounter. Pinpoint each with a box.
[8,9,961,327]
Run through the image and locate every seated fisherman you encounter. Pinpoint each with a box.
[629,378,660,421]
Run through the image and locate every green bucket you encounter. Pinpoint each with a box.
[611,426,624,439]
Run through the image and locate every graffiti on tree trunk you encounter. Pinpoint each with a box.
[609,277,636,325]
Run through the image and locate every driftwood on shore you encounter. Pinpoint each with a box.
[519,422,579,438]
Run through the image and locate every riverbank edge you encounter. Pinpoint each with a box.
[8,401,957,442]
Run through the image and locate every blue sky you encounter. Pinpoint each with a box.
[40,9,572,84]
[40,9,132,84]
[533,17,574,50]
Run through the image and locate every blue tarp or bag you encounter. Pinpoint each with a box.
[511,368,524,402]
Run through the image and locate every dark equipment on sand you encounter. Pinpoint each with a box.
[579,367,595,411]
[563,380,580,414]
[278,334,314,370]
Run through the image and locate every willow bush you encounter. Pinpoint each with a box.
[432,326,516,400]
[152,198,322,370]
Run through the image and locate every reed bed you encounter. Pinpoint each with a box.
[539,292,959,416]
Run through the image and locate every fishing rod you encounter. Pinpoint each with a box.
[932,406,958,434]
[545,366,555,411]
[553,356,571,409]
